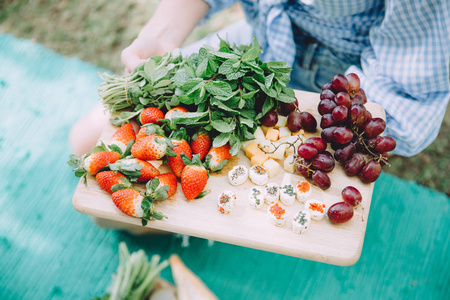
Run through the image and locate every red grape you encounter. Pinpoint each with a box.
[353,88,367,103]
[359,161,382,183]
[321,126,337,142]
[312,170,331,190]
[344,153,366,176]
[279,97,299,116]
[334,143,356,162]
[331,74,350,93]
[375,136,396,152]
[349,104,367,127]
[346,73,360,94]
[320,89,336,101]
[328,202,354,224]
[318,99,337,115]
[321,82,333,92]
[287,110,302,132]
[306,137,327,153]
[296,159,313,178]
[341,186,362,207]
[352,95,365,105]
[332,127,354,144]
[298,143,319,159]
[320,113,336,129]
[311,152,335,173]
[363,118,386,138]
[300,111,317,132]
[332,105,349,123]
[335,92,352,108]
[260,109,278,127]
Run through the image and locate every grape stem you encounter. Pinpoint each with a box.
[258,134,304,155]
[353,130,390,167]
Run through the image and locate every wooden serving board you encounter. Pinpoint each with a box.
[72,90,385,266]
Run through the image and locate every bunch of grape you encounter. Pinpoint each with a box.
[295,137,335,190]
[318,73,396,184]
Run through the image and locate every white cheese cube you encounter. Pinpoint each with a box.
[283,155,296,174]
[305,199,326,221]
[267,203,286,226]
[217,191,236,214]
[260,125,271,135]
[264,183,279,205]
[249,165,269,186]
[292,210,311,234]
[248,186,264,209]
[274,115,287,128]
[284,135,303,157]
[263,159,280,178]
[259,140,285,160]
[253,127,266,145]
[296,181,312,202]
[228,165,248,186]
[278,127,291,139]
[280,184,296,206]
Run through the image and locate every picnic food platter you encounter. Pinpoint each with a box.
[72,89,385,266]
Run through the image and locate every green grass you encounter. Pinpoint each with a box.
[1,0,449,195]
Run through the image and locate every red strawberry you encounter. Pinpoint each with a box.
[110,123,136,152]
[112,188,167,224]
[109,158,160,183]
[180,154,209,200]
[190,130,211,161]
[82,151,121,175]
[131,134,170,161]
[168,139,192,178]
[205,143,231,172]
[165,106,189,119]
[136,127,148,141]
[139,107,164,125]
[155,173,178,198]
[96,171,130,194]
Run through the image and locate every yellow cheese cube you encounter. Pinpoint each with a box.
[274,115,287,128]
[245,142,264,158]
[260,125,271,135]
[263,158,280,178]
[284,155,296,174]
[251,152,269,167]
[279,127,291,139]
[241,140,253,151]
[265,128,279,142]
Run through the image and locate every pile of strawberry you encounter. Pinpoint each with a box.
[68,106,231,226]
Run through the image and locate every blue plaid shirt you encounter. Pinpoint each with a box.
[202,0,450,156]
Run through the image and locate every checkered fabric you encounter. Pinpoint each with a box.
[202,0,450,156]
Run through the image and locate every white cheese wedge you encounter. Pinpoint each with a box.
[249,165,269,186]
[274,115,287,128]
[259,140,285,160]
[304,199,326,221]
[248,186,264,209]
[280,184,296,206]
[283,155,296,174]
[254,127,266,145]
[263,159,280,178]
[228,165,248,186]
[278,126,291,139]
[217,191,236,214]
[292,210,311,234]
[267,203,286,226]
[264,183,279,205]
[295,181,312,202]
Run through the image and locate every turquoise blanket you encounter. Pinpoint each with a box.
[0,34,448,299]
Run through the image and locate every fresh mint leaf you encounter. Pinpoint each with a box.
[212,120,236,133]
[212,132,231,147]
[242,37,261,62]
[219,59,239,75]
[209,51,240,60]
[205,81,232,97]
[182,78,204,95]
